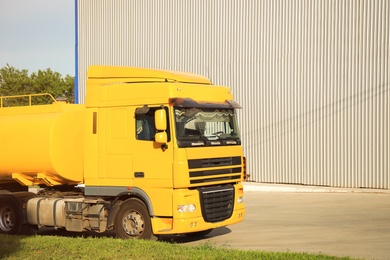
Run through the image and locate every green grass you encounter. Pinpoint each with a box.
[0,234,354,260]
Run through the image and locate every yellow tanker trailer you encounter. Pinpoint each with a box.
[0,96,84,186]
[0,66,246,239]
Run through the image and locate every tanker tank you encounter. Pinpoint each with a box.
[0,100,85,186]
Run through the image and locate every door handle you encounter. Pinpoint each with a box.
[134,172,144,178]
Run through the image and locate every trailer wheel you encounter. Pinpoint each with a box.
[0,199,23,235]
[114,198,153,239]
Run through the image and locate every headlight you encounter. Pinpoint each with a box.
[237,196,244,204]
[177,204,196,213]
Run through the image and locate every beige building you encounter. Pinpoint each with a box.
[76,0,389,189]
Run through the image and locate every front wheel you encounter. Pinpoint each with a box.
[114,198,153,239]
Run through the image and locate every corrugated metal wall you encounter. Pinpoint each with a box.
[77,0,390,189]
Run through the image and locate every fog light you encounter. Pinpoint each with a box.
[237,196,244,203]
[177,204,196,213]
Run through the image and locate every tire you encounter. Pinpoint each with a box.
[0,198,25,235]
[114,198,153,239]
[184,229,213,238]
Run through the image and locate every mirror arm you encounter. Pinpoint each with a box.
[161,143,168,151]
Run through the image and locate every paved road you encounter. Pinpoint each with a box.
[162,185,390,260]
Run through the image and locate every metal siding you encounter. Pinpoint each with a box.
[77,0,390,189]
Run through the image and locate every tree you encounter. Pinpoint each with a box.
[63,74,75,103]
[0,65,74,106]
[0,64,31,96]
[30,68,74,104]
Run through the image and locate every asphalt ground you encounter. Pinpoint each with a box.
[164,182,390,260]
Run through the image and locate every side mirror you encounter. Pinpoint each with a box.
[155,132,168,144]
[155,109,167,131]
[154,108,168,146]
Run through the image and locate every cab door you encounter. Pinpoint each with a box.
[131,106,174,217]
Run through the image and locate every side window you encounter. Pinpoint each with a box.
[136,109,156,141]
[136,107,170,141]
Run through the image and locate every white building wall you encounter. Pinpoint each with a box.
[77,0,390,189]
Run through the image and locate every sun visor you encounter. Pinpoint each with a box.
[169,98,242,109]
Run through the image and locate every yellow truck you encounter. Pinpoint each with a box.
[0,66,245,239]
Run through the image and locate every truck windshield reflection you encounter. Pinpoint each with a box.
[175,107,241,147]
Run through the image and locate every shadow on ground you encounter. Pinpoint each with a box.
[157,227,231,243]
[36,226,231,244]
[0,234,23,258]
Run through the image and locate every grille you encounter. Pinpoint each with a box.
[198,185,234,223]
[188,156,242,185]
[188,156,241,169]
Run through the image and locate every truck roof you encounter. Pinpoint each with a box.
[87,66,211,85]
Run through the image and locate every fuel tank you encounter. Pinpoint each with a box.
[0,102,85,185]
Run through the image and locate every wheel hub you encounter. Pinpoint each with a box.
[0,206,15,232]
[122,211,145,237]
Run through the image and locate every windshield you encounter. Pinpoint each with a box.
[175,107,241,147]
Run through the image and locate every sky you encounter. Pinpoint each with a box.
[0,0,75,76]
